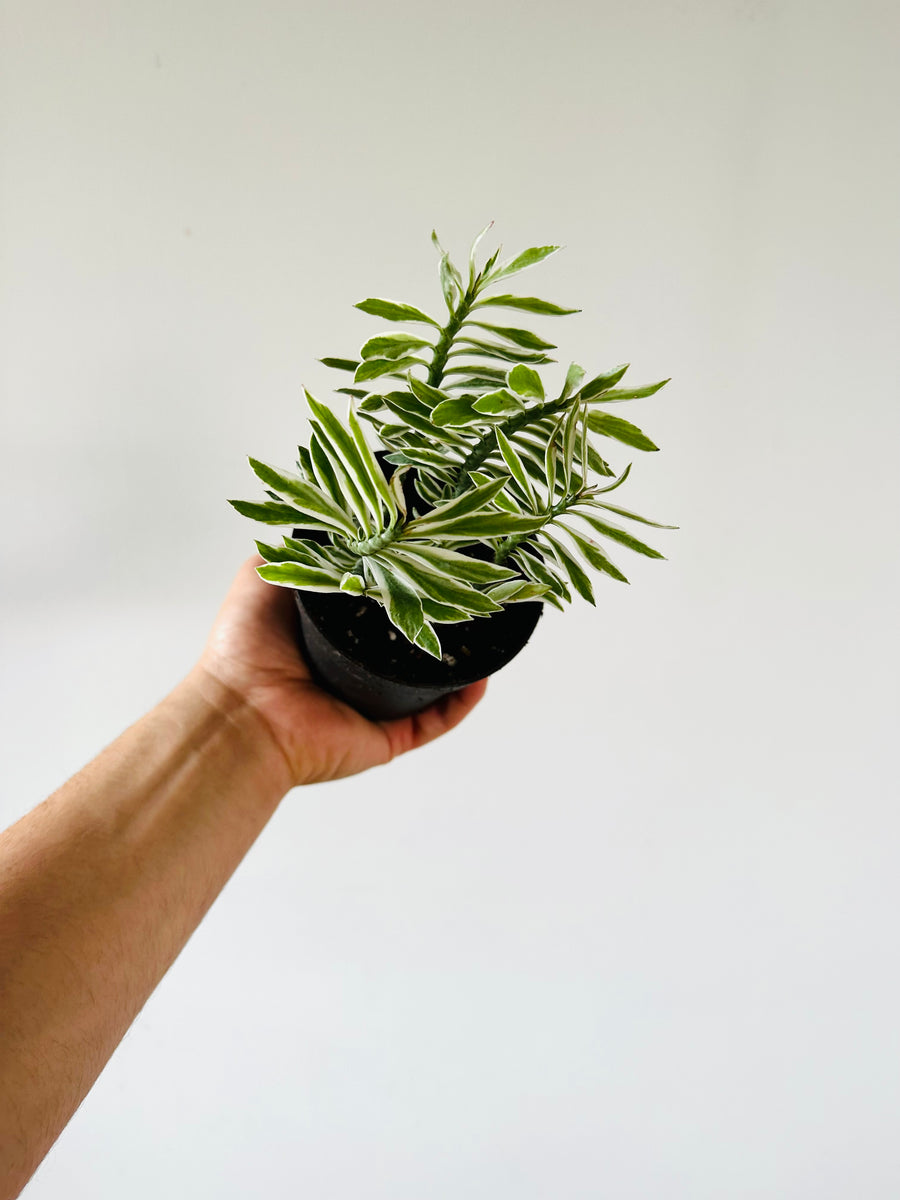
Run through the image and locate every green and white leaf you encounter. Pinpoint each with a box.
[319,357,359,373]
[540,531,596,605]
[560,526,630,583]
[472,389,525,416]
[360,333,433,360]
[365,557,441,658]
[407,376,452,412]
[389,542,517,585]
[495,427,537,512]
[355,298,440,327]
[354,355,427,383]
[487,579,549,603]
[468,220,495,289]
[586,411,659,452]
[506,364,545,401]
[570,511,665,558]
[255,561,343,592]
[580,364,630,401]
[485,245,560,284]
[581,498,677,529]
[431,396,485,427]
[561,362,586,400]
[586,379,670,402]
[244,459,356,534]
[473,294,580,316]
[405,477,509,532]
[464,322,556,350]
[377,551,503,615]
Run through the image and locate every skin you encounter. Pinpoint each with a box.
[0,555,486,1198]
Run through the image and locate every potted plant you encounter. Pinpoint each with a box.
[229,225,674,719]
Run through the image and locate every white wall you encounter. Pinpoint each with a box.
[2,1,899,1196]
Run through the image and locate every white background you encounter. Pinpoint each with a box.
[2,1,899,1196]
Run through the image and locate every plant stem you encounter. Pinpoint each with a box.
[493,492,583,565]
[449,397,571,498]
[428,287,477,388]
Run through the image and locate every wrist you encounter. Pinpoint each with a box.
[177,665,296,800]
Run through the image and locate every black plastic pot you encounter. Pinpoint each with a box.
[287,456,543,720]
[294,583,542,721]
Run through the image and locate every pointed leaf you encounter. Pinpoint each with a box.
[407,375,450,411]
[380,396,460,442]
[431,230,464,288]
[389,543,516,584]
[473,389,525,416]
[572,512,666,558]
[365,557,439,657]
[544,413,563,499]
[360,333,432,361]
[584,499,677,529]
[541,532,596,605]
[469,220,496,288]
[413,512,545,541]
[305,394,385,522]
[256,561,342,592]
[487,245,560,283]
[561,362,586,400]
[587,411,659,452]
[475,294,580,315]
[452,338,554,364]
[229,498,333,530]
[466,322,556,351]
[563,527,630,582]
[405,477,509,532]
[354,355,427,383]
[389,467,410,520]
[561,403,580,493]
[384,447,459,469]
[431,396,483,427]
[496,427,536,511]
[512,549,571,602]
[590,379,671,402]
[443,364,509,381]
[580,364,630,400]
[309,433,344,507]
[348,404,398,521]
[446,375,515,393]
[413,623,443,658]
[255,539,315,565]
[355,298,440,327]
[421,597,473,623]
[591,463,632,494]
[283,535,353,570]
[245,458,356,532]
[319,357,358,373]
[487,579,549,603]
[358,394,387,411]
[377,552,503,614]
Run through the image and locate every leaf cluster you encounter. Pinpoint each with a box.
[229,226,675,658]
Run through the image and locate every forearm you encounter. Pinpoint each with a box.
[0,668,292,1197]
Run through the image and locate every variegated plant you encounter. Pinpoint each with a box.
[229,226,675,659]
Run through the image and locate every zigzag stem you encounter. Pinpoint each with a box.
[428,286,478,388]
[449,397,572,498]
[493,491,585,566]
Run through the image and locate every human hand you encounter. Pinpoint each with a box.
[188,555,487,788]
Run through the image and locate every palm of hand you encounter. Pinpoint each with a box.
[191,557,486,787]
